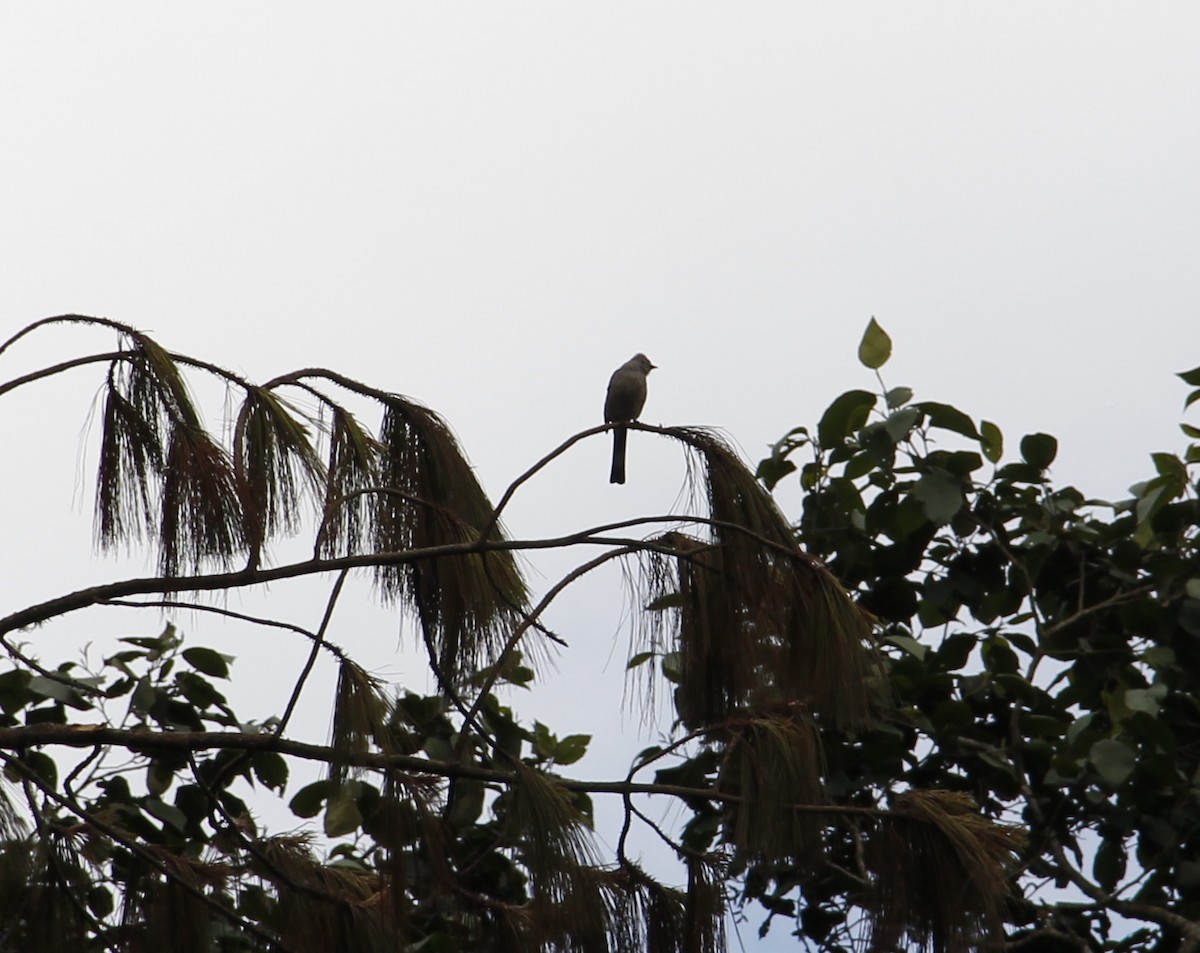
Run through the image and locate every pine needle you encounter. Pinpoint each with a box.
[233,387,326,564]
[328,660,390,787]
[158,424,246,576]
[507,763,609,950]
[316,406,381,557]
[636,429,883,730]
[867,790,1027,953]
[719,710,825,869]
[373,400,527,684]
[95,380,162,550]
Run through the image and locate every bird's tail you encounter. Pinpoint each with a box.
[610,426,627,484]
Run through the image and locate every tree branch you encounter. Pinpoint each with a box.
[0,723,889,818]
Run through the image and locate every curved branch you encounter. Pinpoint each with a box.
[0,350,127,399]
[455,545,636,755]
[1,516,801,638]
[98,598,344,651]
[0,314,138,357]
[477,423,615,541]
[275,569,349,736]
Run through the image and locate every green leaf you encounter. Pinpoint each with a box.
[252,752,289,792]
[626,651,655,670]
[1093,837,1126,892]
[175,785,209,827]
[1179,365,1200,387]
[1020,433,1058,470]
[882,407,921,443]
[1089,738,1136,787]
[995,462,1044,484]
[912,470,964,525]
[817,390,876,448]
[324,784,363,837]
[654,749,720,789]
[445,779,484,829]
[884,634,927,660]
[11,751,58,788]
[87,885,114,919]
[1142,645,1176,670]
[289,780,331,818]
[939,450,983,476]
[981,636,1019,675]
[885,386,913,409]
[844,452,878,480]
[934,633,976,671]
[1134,475,1184,546]
[481,700,526,760]
[760,427,809,483]
[1151,452,1187,480]
[571,790,595,827]
[143,797,188,833]
[182,647,231,679]
[1186,387,1200,410]
[147,759,175,797]
[176,672,226,710]
[27,704,67,725]
[756,456,797,491]
[0,670,32,715]
[553,734,591,766]
[858,317,892,369]
[916,401,979,438]
[130,677,156,713]
[423,736,454,762]
[661,651,683,684]
[120,624,181,657]
[1178,600,1200,637]
[917,598,953,628]
[979,420,1003,464]
[532,721,556,760]
[1123,686,1164,716]
[27,676,91,711]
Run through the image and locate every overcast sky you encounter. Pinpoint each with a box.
[3,5,1199,948]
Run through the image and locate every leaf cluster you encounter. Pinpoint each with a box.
[747,320,1200,951]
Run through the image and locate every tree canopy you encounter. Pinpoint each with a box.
[752,318,1200,951]
[0,315,1195,951]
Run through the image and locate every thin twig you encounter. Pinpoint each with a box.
[276,569,349,736]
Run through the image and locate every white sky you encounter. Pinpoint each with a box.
[3,5,1199,949]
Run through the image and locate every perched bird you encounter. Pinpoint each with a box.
[604,353,656,484]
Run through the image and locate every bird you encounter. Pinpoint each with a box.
[604,353,656,484]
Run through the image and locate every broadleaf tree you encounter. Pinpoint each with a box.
[749,320,1200,951]
[0,313,1179,951]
